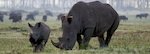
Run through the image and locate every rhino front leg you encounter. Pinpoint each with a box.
[43,40,48,46]
[80,28,94,49]
[33,41,45,52]
[39,41,45,52]
[33,44,40,52]
[77,34,82,49]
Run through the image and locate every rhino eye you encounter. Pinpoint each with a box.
[67,38,70,41]
[36,34,39,36]
[29,33,32,37]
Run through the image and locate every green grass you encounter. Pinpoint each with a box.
[0,16,150,54]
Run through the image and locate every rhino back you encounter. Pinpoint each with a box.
[67,1,119,35]
[36,22,51,40]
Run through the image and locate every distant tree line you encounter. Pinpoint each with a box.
[0,0,149,10]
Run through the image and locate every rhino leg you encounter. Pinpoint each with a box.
[33,44,39,52]
[40,41,46,51]
[80,28,94,49]
[98,34,106,48]
[43,40,48,46]
[29,37,35,47]
[105,31,113,47]
[33,41,45,52]
[77,34,82,49]
[105,20,119,47]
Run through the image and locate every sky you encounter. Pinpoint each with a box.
[0,0,4,7]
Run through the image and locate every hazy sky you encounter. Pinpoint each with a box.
[0,0,4,7]
[0,0,59,8]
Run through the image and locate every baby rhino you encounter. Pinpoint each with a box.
[28,22,51,52]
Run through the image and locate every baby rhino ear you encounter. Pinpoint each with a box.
[28,23,33,29]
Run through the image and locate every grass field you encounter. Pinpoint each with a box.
[0,15,150,54]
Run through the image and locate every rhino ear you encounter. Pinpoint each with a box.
[28,23,33,29]
[67,16,73,24]
[61,16,66,22]
[37,22,41,27]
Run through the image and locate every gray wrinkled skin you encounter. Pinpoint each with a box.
[28,22,51,52]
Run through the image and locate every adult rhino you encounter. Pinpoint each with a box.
[9,11,22,22]
[45,10,53,16]
[0,13,4,22]
[42,15,47,22]
[28,22,51,52]
[26,13,35,21]
[0,11,8,22]
[51,1,120,50]
[136,13,149,19]
[26,11,39,21]
[119,15,128,21]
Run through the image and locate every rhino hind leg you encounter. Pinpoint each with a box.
[105,31,113,47]
[105,20,119,47]
[98,34,106,48]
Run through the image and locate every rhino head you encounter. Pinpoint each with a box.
[28,22,42,42]
[51,15,77,50]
